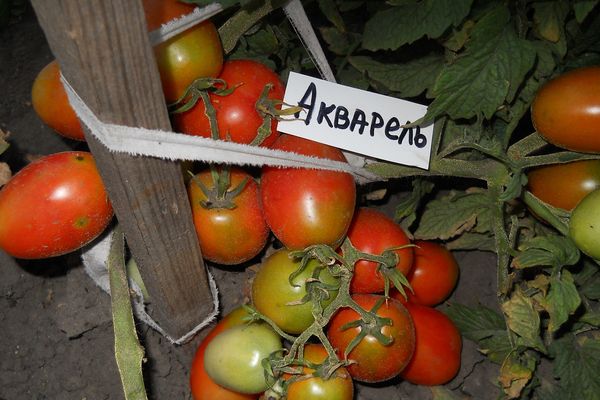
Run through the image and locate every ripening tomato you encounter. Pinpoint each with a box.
[260,135,356,249]
[400,241,459,306]
[252,249,339,334]
[346,208,414,294]
[172,60,284,147]
[0,152,113,259]
[285,344,354,400]
[531,66,600,153]
[569,188,600,260]
[527,160,600,210]
[31,60,85,141]
[204,323,282,394]
[189,306,259,400]
[400,303,462,386]
[187,168,269,265]
[327,294,415,383]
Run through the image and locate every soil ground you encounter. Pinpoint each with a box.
[1,7,502,400]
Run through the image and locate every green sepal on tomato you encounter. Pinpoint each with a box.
[189,306,260,400]
[346,207,414,294]
[531,66,600,153]
[252,248,339,335]
[0,152,113,259]
[187,167,269,265]
[327,294,415,383]
[172,59,284,147]
[260,135,357,250]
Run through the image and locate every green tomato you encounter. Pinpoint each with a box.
[569,188,600,260]
[203,323,282,394]
[251,249,340,334]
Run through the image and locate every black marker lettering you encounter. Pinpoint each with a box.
[350,109,368,134]
[385,117,400,140]
[370,112,384,137]
[334,106,350,129]
[296,82,317,125]
[317,102,336,127]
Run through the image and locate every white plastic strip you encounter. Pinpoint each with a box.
[148,2,224,45]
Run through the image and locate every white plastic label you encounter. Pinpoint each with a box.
[278,72,434,169]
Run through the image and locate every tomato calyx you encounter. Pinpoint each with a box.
[252,84,302,147]
[188,166,249,209]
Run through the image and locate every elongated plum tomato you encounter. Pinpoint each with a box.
[400,303,462,386]
[0,152,113,259]
[527,160,600,210]
[569,188,600,260]
[285,344,354,400]
[531,66,600,153]
[327,294,415,383]
[204,323,282,394]
[347,208,414,293]
[187,168,269,265]
[252,248,339,334]
[31,60,84,141]
[260,135,356,249]
[172,59,284,147]
[190,306,259,400]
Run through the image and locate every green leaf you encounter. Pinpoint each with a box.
[502,289,546,352]
[512,234,580,269]
[574,0,600,23]
[533,1,570,43]
[540,271,582,332]
[394,178,435,230]
[550,334,600,400]
[580,272,600,300]
[426,6,537,121]
[414,189,493,240]
[499,351,537,399]
[445,302,512,364]
[362,0,474,50]
[318,0,345,31]
[320,27,361,56]
[348,53,444,98]
[446,232,496,252]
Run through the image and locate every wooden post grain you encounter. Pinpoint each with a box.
[31,0,213,339]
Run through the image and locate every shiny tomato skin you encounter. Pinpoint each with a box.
[347,208,414,293]
[189,307,259,400]
[172,60,284,147]
[400,303,462,386]
[260,135,356,249]
[403,241,459,306]
[142,0,196,31]
[252,249,339,334]
[327,294,415,383]
[285,344,354,400]
[569,188,600,260]
[0,152,113,259]
[187,168,269,265]
[527,160,600,210]
[531,66,600,153]
[31,60,85,141]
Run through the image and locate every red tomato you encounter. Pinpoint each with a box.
[187,168,269,265]
[527,160,600,210]
[0,152,113,259]
[285,344,354,400]
[327,294,415,383]
[190,307,259,400]
[260,135,356,249]
[31,60,85,141]
[400,303,462,386]
[531,66,600,153]
[346,208,414,293]
[172,60,284,147]
[401,241,459,306]
[142,0,196,31]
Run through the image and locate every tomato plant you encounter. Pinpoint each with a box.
[400,303,462,386]
[326,294,415,383]
[401,240,459,306]
[190,306,259,400]
[531,66,600,153]
[285,344,354,400]
[31,60,85,141]
[569,188,600,260]
[346,207,414,293]
[252,248,339,334]
[172,59,284,147]
[187,167,269,265]
[260,135,356,249]
[0,152,113,259]
[527,160,600,211]
[204,322,282,394]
